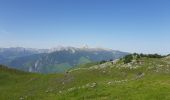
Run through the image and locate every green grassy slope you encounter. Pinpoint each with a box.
[0,56,170,100]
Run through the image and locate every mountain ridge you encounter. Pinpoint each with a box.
[0,47,128,73]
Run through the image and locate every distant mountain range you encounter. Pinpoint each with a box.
[0,47,129,73]
[0,47,48,63]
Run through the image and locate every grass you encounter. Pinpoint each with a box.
[0,57,170,100]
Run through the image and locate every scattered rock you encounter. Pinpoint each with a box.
[102,70,106,74]
[62,82,65,85]
[107,82,112,85]
[59,91,62,93]
[19,97,24,100]
[90,82,97,88]
[67,87,76,92]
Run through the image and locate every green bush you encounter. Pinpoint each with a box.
[123,54,133,64]
[140,53,164,58]
[100,60,107,64]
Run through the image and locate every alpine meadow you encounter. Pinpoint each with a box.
[0,0,170,100]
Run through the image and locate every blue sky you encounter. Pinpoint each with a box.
[0,0,170,54]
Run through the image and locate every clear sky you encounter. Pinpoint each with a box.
[0,0,170,54]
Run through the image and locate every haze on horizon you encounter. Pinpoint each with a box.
[0,0,170,54]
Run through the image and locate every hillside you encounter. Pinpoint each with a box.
[1,47,128,73]
[0,55,170,100]
[0,47,47,64]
